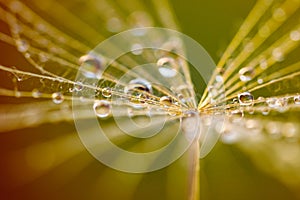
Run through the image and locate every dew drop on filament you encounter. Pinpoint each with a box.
[52,92,64,104]
[157,57,178,78]
[93,100,111,118]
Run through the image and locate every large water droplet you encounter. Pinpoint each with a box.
[238,92,254,106]
[124,78,152,108]
[157,57,178,78]
[239,66,255,82]
[93,100,111,118]
[52,92,64,104]
[160,96,173,107]
[79,54,103,79]
[131,43,143,55]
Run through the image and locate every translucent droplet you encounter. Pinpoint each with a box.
[273,8,286,22]
[257,78,264,84]
[272,48,284,62]
[261,107,270,115]
[157,57,178,78]
[16,39,29,53]
[265,121,281,139]
[38,53,48,63]
[238,92,254,106]
[160,96,173,107]
[239,66,255,82]
[124,78,152,108]
[275,98,288,112]
[106,17,123,33]
[131,43,143,55]
[52,92,64,104]
[93,100,111,118]
[79,54,103,79]
[266,98,277,108]
[74,82,83,92]
[294,95,300,105]
[32,89,42,98]
[290,30,300,41]
[102,87,112,98]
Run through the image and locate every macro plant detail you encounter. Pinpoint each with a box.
[0,0,300,200]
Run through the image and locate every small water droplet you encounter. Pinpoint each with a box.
[52,92,64,104]
[239,66,255,82]
[157,57,178,78]
[294,95,300,105]
[238,92,254,106]
[102,87,112,98]
[38,53,48,63]
[131,43,143,55]
[32,89,41,98]
[79,54,103,79]
[273,8,286,22]
[74,82,83,92]
[272,48,284,62]
[93,100,111,118]
[266,98,277,108]
[261,107,270,115]
[290,30,300,41]
[16,39,29,53]
[160,96,173,107]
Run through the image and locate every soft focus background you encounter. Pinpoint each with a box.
[0,0,299,200]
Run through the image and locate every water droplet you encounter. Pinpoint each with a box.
[221,130,239,144]
[266,98,277,108]
[124,78,152,108]
[32,89,41,98]
[257,78,264,84]
[275,98,288,112]
[52,92,64,104]
[160,96,173,107]
[131,43,143,55]
[106,17,123,33]
[157,57,178,78]
[102,87,112,98]
[238,92,254,106]
[93,100,111,118]
[259,57,268,69]
[38,53,48,63]
[273,8,286,22]
[290,30,300,41]
[265,121,281,139]
[261,107,270,115]
[79,54,103,79]
[294,95,300,105]
[272,48,284,62]
[74,82,83,92]
[16,39,29,53]
[239,66,255,82]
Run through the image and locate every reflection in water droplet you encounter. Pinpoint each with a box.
[157,57,178,78]
[239,66,255,82]
[52,92,64,104]
[79,54,103,79]
[93,100,111,118]
[238,92,254,106]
